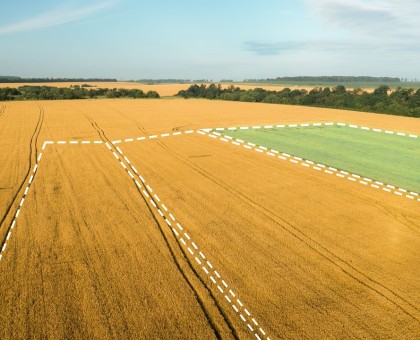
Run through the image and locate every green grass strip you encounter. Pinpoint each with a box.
[220,126,420,193]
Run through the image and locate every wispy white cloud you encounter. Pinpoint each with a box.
[241,1,420,58]
[244,1,420,58]
[0,1,117,35]
[305,0,420,39]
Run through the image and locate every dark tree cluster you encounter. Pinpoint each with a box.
[177,84,420,118]
[0,86,159,101]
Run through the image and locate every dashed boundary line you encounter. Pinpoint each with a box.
[200,122,419,139]
[42,121,419,204]
[0,141,53,262]
[2,119,417,337]
[2,120,416,337]
[199,130,420,204]
[106,142,270,340]
[50,129,195,145]
[0,138,270,340]
[46,121,419,146]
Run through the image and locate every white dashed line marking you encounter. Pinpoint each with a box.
[200,128,419,204]
[99,142,269,339]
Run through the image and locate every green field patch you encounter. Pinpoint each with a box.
[220,126,420,193]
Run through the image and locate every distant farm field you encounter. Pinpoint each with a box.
[0,99,419,338]
[220,125,420,193]
[0,82,193,96]
[0,81,376,96]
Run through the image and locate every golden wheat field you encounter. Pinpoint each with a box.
[0,98,419,339]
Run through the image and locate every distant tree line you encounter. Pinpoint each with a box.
[244,76,401,83]
[177,84,420,118]
[132,79,192,84]
[0,76,117,83]
[130,79,212,84]
[0,86,159,101]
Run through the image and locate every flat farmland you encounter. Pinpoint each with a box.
[120,134,420,338]
[0,103,44,231]
[0,144,237,339]
[0,98,420,338]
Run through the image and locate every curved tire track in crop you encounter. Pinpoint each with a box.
[84,114,237,340]
[114,115,242,338]
[0,106,44,254]
[148,131,420,323]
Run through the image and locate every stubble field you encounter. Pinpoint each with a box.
[0,98,419,339]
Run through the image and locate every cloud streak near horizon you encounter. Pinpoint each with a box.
[246,1,420,57]
[244,37,420,57]
[0,1,117,35]
[305,0,420,38]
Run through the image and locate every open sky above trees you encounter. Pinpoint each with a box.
[1,0,419,80]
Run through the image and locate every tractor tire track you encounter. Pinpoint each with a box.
[83,114,236,340]
[146,131,420,322]
[111,114,242,338]
[0,105,44,232]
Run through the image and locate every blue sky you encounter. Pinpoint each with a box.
[0,0,419,80]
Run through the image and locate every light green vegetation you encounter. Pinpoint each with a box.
[221,126,420,193]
